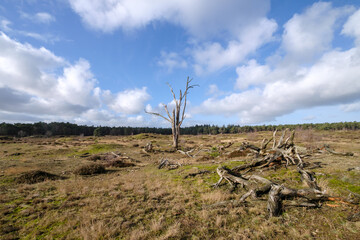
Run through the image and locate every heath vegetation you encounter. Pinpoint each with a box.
[0,129,359,239]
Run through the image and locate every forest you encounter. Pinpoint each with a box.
[0,121,360,137]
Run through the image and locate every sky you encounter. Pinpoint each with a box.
[1,0,360,127]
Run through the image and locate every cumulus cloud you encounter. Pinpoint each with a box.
[68,0,276,74]
[104,87,150,115]
[0,32,64,95]
[0,32,151,125]
[193,18,277,74]
[68,0,270,37]
[342,8,360,44]
[57,59,100,108]
[281,2,354,63]
[157,51,187,72]
[196,3,360,123]
[235,59,271,90]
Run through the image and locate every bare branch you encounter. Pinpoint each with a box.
[144,109,171,123]
[167,82,177,103]
[163,104,173,121]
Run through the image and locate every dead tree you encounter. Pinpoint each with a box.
[145,77,197,149]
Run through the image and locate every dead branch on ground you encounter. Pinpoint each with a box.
[158,158,181,170]
[323,144,354,156]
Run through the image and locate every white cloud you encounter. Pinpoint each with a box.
[128,115,144,123]
[20,11,55,24]
[0,32,65,96]
[303,115,316,121]
[341,101,360,112]
[281,2,354,63]
[57,59,100,108]
[157,51,187,72]
[193,18,277,74]
[235,59,271,90]
[0,32,151,124]
[207,84,220,95]
[0,18,59,43]
[69,0,276,74]
[35,12,55,24]
[68,0,270,38]
[197,3,360,124]
[0,19,11,32]
[104,87,150,115]
[342,9,360,44]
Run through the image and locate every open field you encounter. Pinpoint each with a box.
[1,130,360,239]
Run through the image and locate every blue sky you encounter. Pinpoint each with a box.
[1,0,360,127]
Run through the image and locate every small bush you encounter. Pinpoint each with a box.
[74,163,106,175]
[87,154,102,161]
[16,170,64,184]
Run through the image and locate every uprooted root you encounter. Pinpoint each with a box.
[206,166,356,217]
[230,129,306,172]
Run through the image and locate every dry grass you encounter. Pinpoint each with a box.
[0,131,359,239]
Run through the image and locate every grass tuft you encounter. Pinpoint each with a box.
[15,170,64,184]
[73,163,106,175]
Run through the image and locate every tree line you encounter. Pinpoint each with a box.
[0,121,359,137]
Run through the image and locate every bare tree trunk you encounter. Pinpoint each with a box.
[145,77,197,149]
[173,130,179,148]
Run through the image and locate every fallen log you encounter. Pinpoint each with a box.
[213,167,249,188]
[231,158,268,172]
[323,144,354,156]
[212,166,329,217]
